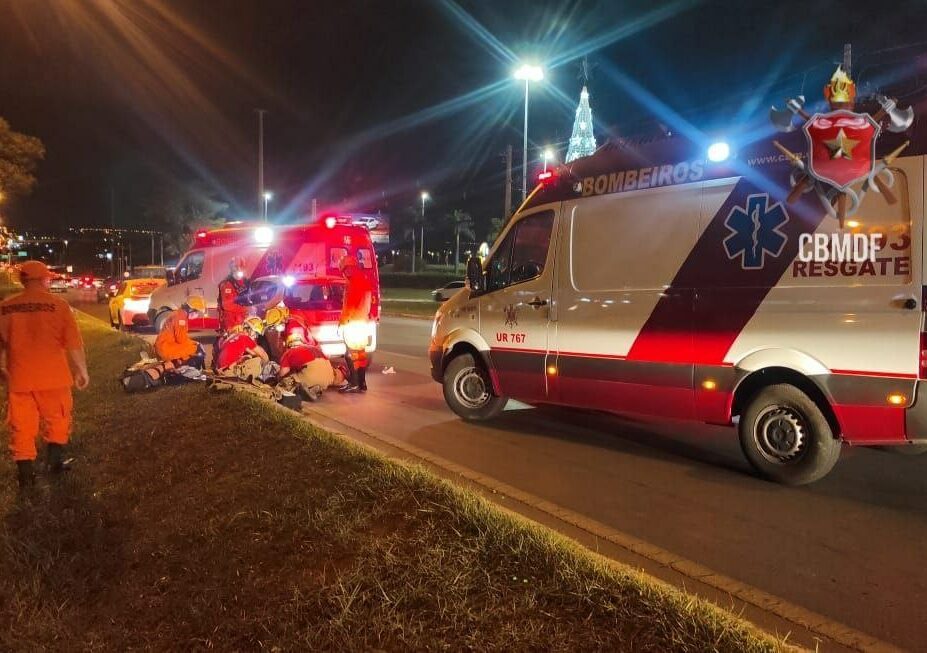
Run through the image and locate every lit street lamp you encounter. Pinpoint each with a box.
[263,191,273,222]
[542,148,554,172]
[420,191,429,262]
[514,63,543,201]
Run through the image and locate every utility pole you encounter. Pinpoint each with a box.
[843,42,852,77]
[503,144,513,218]
[150,233,155,265]
[159,234,164,267]
[256,108,267,217]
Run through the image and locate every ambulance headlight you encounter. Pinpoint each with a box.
[254,226,274,245]
[282,275,295,288]
[707,141,731,162]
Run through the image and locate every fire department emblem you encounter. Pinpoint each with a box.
[803,111,878,190]
[769,64,913,225]
[504,304,518,327]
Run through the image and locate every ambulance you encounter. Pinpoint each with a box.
[148,217,380,357]
[429,93,925,485]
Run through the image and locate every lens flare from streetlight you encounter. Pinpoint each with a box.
[421,191,430,201]
[514,64,544,81]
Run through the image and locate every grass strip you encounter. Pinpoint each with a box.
[0,313,789,651]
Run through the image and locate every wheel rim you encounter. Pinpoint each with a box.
[753,405,808,464]
[452,366,490,409]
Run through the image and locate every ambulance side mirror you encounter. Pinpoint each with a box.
[466,256,484,295]
[166,269,176,286]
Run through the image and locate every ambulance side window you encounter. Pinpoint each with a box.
[486,230,515,292]
[485,211,554,291]
[176,252,205,283]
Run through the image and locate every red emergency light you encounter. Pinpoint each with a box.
[538,170,555,183]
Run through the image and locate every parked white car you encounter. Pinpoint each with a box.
[432,280,465,302]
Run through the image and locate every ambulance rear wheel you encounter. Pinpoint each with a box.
[739,384,841,486]
[443,353,506,421]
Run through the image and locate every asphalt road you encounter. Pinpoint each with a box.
[72,291,927,651]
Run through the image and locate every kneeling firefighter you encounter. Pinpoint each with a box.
[279,318,345,401]
[213,319,269,374]
[337,255,373,394]
[154,297,207,368]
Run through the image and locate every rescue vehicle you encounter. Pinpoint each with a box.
[429,81,925,485]
[148,217,380,357]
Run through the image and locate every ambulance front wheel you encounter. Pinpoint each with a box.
[443,353,506,421]
[739,384,841,486]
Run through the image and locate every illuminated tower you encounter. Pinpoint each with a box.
[566,86,597,163]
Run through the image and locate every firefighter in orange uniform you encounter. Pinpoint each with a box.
[154,297,207,368]
[337,255,373,393]
[217,258,250,332]
[0,261,89,489]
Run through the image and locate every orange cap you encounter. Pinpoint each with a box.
[19,260,52,281]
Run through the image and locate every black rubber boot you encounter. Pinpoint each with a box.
[17,460,35,489]
[358,367,367,392]
[47,443,72,474]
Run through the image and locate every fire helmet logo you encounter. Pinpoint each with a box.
[723,193,789,270]
[504,304,518,328]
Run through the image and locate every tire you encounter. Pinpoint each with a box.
[153,310,171,334]
[738,384,841,486]
[442,353,506,421]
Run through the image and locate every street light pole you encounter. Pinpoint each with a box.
[420,191,429,263]
[256,108,267,217]
[263,191,273,222]
[514,64,543,202]
[522,79,529,201]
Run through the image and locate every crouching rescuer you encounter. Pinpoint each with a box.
[338,255,373,394]
[154,297,207,369]
[0,261,90,489]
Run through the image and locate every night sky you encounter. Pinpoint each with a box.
[2,0,927,238]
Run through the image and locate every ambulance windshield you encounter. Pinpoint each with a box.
[285,281,345,311]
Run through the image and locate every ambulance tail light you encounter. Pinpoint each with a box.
[920,330,927,380]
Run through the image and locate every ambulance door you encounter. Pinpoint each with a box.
[552,185,700,418]
[175,250,210,330]
[480,209,557,403]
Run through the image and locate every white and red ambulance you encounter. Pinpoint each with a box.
[148,217,380,357]
[429,100,925,485]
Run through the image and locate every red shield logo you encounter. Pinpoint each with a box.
[803,110,879,190]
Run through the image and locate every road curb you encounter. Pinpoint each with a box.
[299,402,901,653]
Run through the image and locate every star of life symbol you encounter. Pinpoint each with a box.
[723,193,789,269]
[504,304,518,327]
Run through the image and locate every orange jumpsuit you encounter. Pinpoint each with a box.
[154,309,199,363]
[0,287,82,462]
[340,272,373,367]
[218,278,248,332]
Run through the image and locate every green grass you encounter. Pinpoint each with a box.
[380,287,439,318]
[0,315,787,651]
